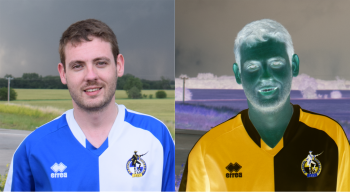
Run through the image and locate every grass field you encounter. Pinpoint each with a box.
[0,89,175,139]
[14,89,175,100]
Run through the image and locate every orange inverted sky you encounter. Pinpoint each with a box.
[176,0,350,80]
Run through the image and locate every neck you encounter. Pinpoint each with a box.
[72,99,118,148]
[247,97,293,148]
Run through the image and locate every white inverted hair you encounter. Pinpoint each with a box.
[234,19,294,72]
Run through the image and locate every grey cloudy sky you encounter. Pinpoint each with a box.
[176,0,350,80]
[0,0,174,80]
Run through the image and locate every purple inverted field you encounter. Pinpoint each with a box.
[175,103,240,130]
[175,89,350,139]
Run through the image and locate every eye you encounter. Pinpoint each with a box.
[271,61,282,66]
[97,61,107,66]
[269,60,285,68]
[246,63,259,71]
[72,64,82,69]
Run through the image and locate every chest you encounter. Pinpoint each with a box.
[203,128,338,191]
[28,130,164,191]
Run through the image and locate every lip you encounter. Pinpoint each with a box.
[258,86,278,96]
[83,87,102,96]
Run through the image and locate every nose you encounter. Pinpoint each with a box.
[84,64,98,81]
[260,61,272,80]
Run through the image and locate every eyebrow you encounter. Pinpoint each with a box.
[243,60,260,65]
[267,57,286,62]
[93,57,111,63]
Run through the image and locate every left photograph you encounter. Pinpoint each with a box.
[0,1,174,191]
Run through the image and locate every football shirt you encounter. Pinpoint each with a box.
[5,104,175,191]
[180,104,350,191]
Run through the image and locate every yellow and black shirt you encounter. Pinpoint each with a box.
[180,105,350,191]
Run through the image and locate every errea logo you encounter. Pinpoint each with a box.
[226,162,243,178]
[51,162,68,178]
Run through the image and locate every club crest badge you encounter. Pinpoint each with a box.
[126,151,148,178]
[301,151,323,178]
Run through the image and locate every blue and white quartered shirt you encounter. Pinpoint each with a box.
[4,104,175,191]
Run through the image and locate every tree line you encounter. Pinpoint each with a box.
[0,73,175,90]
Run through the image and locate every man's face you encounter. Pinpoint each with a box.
[58,37,124,112]
[239,38,292,112]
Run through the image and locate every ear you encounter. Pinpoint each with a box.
[58,63,67,85]
[116,54,125,77]
[292,54,299,77]
[233,63,242,84]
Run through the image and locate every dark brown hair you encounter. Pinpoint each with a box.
[59,19,119,69]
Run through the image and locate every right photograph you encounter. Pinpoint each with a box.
[175,0,350,191]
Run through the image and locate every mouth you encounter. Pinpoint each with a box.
[84,87,102,92]
[83,87,103,96]
[258,86,278,95]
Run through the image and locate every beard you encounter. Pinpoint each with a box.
[244,80,292,114]
[67,77,117,112]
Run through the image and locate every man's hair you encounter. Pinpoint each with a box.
[59,19,119,69]
[234,19,294,72]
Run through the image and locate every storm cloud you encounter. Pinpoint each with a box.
[0,0,174,80]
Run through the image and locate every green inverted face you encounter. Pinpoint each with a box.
[240,38,292,110]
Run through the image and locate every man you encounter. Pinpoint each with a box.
[5,19,174,191]
[180,19,350,191]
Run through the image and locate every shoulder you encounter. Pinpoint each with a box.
[299,107,343,132]
[124,107,166,129]
[299,107,349,145]
[123,106,174,146]
[18,112,68,151]
[190,112,244,154]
